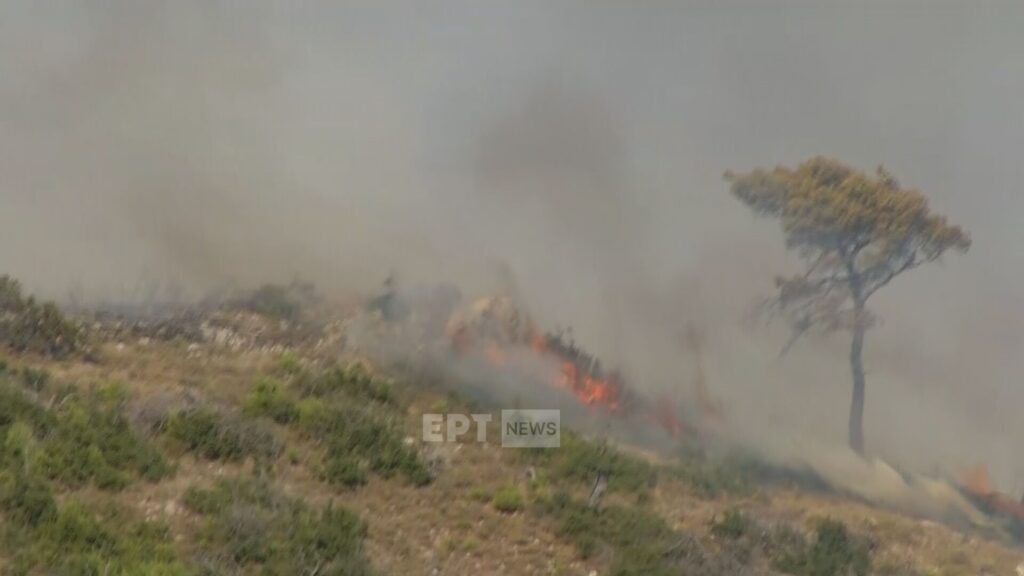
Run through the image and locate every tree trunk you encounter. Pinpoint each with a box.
[848,312,866,455]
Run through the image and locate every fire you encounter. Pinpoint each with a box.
[957,464,1024,520]
[454,325,686,437]
[443,296,682,436]
[528,330,624,412]
[557,359,622,411]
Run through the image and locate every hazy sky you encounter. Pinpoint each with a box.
[2,1,1023,485]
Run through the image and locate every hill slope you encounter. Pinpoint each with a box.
[0,287,1020,575]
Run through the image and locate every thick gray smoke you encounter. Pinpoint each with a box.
[3,2,1024,491]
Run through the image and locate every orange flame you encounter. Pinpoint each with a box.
[957,464,1024,520]
[557,359,622,412]
[449,324,682,437]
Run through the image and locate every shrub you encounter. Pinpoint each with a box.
[184,477,372,575]
[2,498,189,575]
[0,276,81,358]
[710,508,751,540]
[525,432,655,496]
[17,367,50,398]
[669,455,750,498]
[35,385,172,490]
[0,381,53,438]
[468,486,491,503]
[537,491,679,576]
[296,397,328,430]
[772,518,871,576]
[0,469,57,527]
[276,351,303,376]
[292,364,394,405]
[244,376,298,424]
[166,406,281,463]
[322,456,368,488]
[492,485,524,513]
[167,407,242,460]
[299,404,430,487]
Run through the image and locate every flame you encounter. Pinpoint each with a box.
[959,465,994,497]
[557,359,622,411]
[957,464,1024,520]
[447,315,681,437]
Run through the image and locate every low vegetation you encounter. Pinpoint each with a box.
[299,400,431,487]
[2,496,189,576]
[244,376,299,424]
[709,507,753,540]
[0,371,185,574]
[491,484,524,513]
[165,405,281,464]
[537,490,680,576]
[0,275,81,358]
[1,375,170,492]
[523,432,656,497]
[184,476,372,575]
[772,518,871,576]
[250,360,432,487]
[290,362,396,406]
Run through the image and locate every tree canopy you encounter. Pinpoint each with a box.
[726,157,970,341]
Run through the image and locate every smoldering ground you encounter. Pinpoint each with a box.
[3,2,1024,508]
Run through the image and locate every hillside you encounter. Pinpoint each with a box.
[0,280,1020,576]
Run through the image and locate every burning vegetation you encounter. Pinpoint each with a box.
[440,294,689,439]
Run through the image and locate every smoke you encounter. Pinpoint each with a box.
[3,2,1024,497]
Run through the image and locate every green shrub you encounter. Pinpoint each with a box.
[0,375,187,574]
[491,485,524,513]
[184,477,372,575]
[468,486,491,503]
[166,406,280,463]
[17,367,51,398]
[669,455,750,498]
[167,407,242,460]
[537,491,679,576]
[35,385,171,490]
[292,364,394,405]
[183,485,228,516]
[525,433,655,496]
[0,380,53,437]
[296,397,328,430]
[322,456,368,487]
[0,469,57,527]
[244,376,298,424]
[2,498,190,576]
[710,508,751,540]
[276,351,303,376]
[772,518,871,576]
[0,275,81,358]
[299,404,430,487]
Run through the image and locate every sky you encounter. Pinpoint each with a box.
[2,1,1023,486]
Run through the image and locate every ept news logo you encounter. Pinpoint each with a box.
[422,409,560,448]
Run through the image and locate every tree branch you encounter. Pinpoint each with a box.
[862,253,925,300]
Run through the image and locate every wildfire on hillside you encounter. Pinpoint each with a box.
[957,465,1024,521]
[443,295,684,437]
